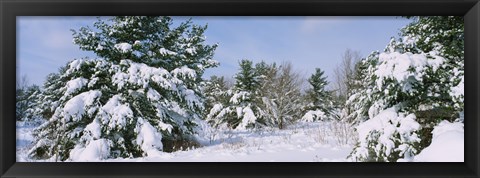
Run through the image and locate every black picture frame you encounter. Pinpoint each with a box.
[1,0,479,177]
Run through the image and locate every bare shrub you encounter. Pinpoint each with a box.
[330,120,357,146]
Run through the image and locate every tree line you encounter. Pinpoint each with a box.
[204,60,336,130]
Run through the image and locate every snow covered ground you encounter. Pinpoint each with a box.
[17,121,355,162]
[414,120,464,162]
[16,121,38,162]
[16,119,464,162]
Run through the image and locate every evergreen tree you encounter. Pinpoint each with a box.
[204,76,230,108]
[207,60,264,130]
[16,75,29,121]
[207,60,303,130]
[401,16,464,116]
[399,16,464,154]
[342,52,379,125]
[29,16,218,161]
[349,16,464,162]
[254,61,276,90]
[29,67,68,120]
[16,84,40,121]
[234,60,259,93]
[16,88,27,121]
[301,68,335,122]
[203,75,231,123]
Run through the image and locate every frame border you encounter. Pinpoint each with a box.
[1,0,479,177]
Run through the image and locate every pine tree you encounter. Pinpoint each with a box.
[348,16,464,162]
[29,67,68,120]
[16,75,29,121]
[204,76,230,108]
[207,60,264,130]
[234,60,259,93]
[29,16,218,161]
[207,60,303,130]
[301,68,335,122]
[400,16,464,154]
[204,75,232,125]
[16,88,27,121]
[401,16,464,116]
[342,53,378,125]
[16,84,40,121]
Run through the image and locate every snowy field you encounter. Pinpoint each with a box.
[16,121,37,162]
[15,16,464,163]
[16,118,463,162]
[17,121,355,162]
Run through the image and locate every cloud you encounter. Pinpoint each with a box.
[299,16,350,34]
[42,29,75,49]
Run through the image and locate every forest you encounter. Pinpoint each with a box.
[16,16,464,162]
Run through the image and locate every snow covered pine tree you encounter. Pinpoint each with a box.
[349,16,464,162]
[302,68,335,122]
[28,16,218,161]
[24,67,68,124]
[203,75,231,118]
[342,53,379,125]
[206,59,265,130]
[16,84,41,121]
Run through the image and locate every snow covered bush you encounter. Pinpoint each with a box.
[28,16,218,161]
[348,16,464,162]
[302,110,327,122]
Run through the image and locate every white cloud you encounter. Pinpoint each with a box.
[42,29,74,49]
[299,16,350,34]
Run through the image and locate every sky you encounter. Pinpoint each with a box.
[17,16,413,88]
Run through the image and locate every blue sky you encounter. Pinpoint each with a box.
[17,16,412,88]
